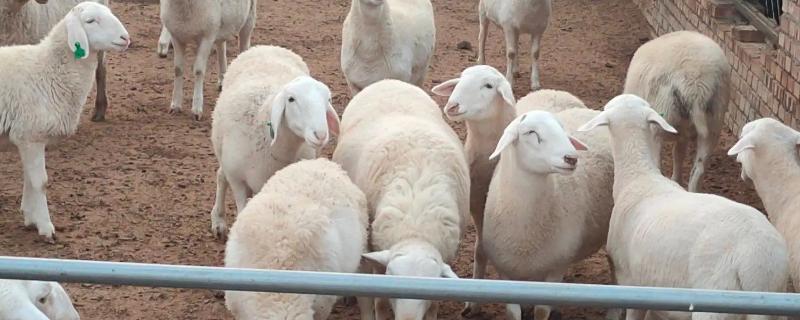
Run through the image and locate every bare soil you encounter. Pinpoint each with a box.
[0,0,764,319]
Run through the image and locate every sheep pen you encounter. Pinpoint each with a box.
[0,0,769,319]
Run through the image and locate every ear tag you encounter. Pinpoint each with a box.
[267,121,275,139]
[74,42,86,60]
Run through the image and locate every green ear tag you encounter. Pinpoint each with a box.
[659,112,666,118]
[73,42,86,60]
[267,121,275,139]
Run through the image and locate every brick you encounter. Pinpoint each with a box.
[709,0,737,19]
[733,25,766,43]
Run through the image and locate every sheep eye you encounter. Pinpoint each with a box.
[288,97,295,103]
[525,130,542,143]
[38,297,46,304]
[484,84,493,89]
[86,18,96,24]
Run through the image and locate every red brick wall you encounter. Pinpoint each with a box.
[630,0,799,135]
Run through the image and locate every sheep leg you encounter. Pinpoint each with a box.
[477,6,488,65]
[606,255,625,320]
[157,25,171,58]
[357,296,376,320]
[503,27,519,88]
[687,112,719,193]
[216,41,226,92]
[375,297,392,320]
[626,309,646,320]
[239,4,256,52]
[168,39,186,114]
[530,34,542,91]
[670,133,689,185]
[210,167,229,239]
[18,143,54,242]
[530,272,564,320]
[190,37,215,121]
[462,211,487,317]
[424,301,439,320]
[228,179,250,214]
[91,51,108,122]
[505,303,522,320]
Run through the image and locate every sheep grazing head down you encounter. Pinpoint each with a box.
[490,110,587,174]
[270,76,340,151]
[432,65,515,122]
[362,241,458,320]
[65,2,130,60]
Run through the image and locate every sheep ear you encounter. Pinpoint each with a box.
[497,80,516,108]
[66,7,89,60]
[727,136,754,156]
[489,116,522,160]
[577,112,609,132]
[440,264,459,278]
[362,250,391,267]
[326,104,340,137]
[646,112,678,134]
[269,92,286,146]
[569,136,588,151]
[431,78,459,96]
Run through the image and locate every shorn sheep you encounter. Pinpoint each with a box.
[332,80,468,319]
[0,0,112,122]
[160,0,257,120]
[623,30,730,192]
[224,158,369,320]
[341,0,435,95]
[431,65,516,291]
[728,117,800,292]
[477,0,551,91]
[0,1,130,242]
[210,45,338,238]
[579,94,788,320]
[0,279,80,320]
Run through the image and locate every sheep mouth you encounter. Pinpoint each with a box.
[553,165,576,173]
[445,109,466,117]
[111,42,130,50]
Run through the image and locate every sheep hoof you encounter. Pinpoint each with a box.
[531,85,542,92]
[193,113,203,121]
[91,113,106,122]
[212,224,228,240]
[40,232,56,244]
[212,290,225,300]
[342,296,357,306]
[461,304,482,318]
[168,108,180,115]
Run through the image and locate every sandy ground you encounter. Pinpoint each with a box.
[0,0,766,319]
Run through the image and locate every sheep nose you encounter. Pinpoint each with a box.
[120,35,131,46]
[564,155,578,166]
[444,102,461,116]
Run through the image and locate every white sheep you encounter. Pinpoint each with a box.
[728,117,800,292]
[340,0,435,95]
[0,279,80,320]
[477,0,551,91]
[160,0,257,120]
[431,65,516,292]
[0,1,130,242]
[224,158,369,320]
[579,94,789,320]
[466,106,612,320]
[0,0,112,122]
[516,88,587,114]
[623,30,731,193]
[332,79,467,319]
[210,45,339,238]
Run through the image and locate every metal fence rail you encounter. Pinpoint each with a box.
[1,256,800,316]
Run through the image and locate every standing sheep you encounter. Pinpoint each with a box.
[160,0,257,120]
[477,0,551,91]
[0,0,111,122]
[579,94,788,320]
[210,45,338,238]
[332,80,468,319]
[224,158,370,320]
[624,30,731,192]
[473,108,612,320]
[0,1,130,242]
[0,279,80,320]
[728,117,800,292]
[431,65,516,292]
[340,0,435,95]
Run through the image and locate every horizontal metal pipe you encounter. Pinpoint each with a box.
[1,256,799,316]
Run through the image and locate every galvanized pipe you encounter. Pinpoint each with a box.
[1,256,799,316]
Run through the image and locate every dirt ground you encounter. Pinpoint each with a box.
[0,0,767,319]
